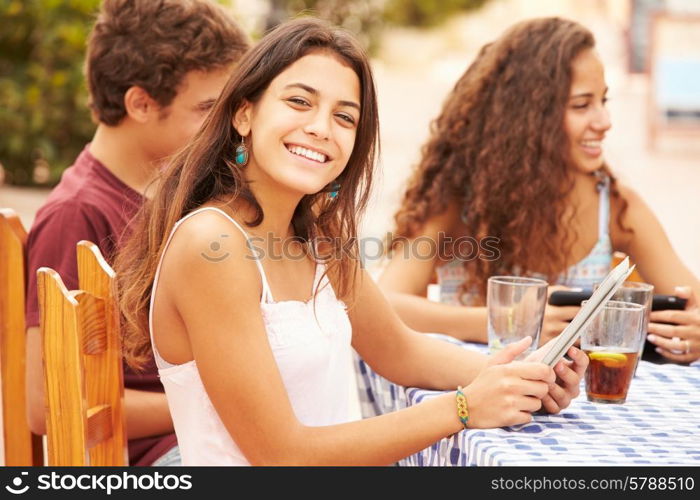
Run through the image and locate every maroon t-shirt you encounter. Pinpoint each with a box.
[25,145,177,465]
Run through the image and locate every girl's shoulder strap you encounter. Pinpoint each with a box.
[595,173,611,240]
[189,207,273,302]
[150,206,273,342]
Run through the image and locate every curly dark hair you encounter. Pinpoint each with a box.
[391,17,629,302]
[86,0,249,125]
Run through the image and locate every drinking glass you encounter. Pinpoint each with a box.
[581,300,645,403]
[594,281,653,376]
[487,276,548,359]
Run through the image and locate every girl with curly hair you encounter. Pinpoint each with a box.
[380,17,700,363]
[114,18,586,465]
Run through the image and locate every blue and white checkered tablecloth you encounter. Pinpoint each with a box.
[354,335,700,466]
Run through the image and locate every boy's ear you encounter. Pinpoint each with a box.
[124,86,157,123]
[232,100,252,137]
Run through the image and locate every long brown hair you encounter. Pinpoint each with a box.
[115,18,379,369]
[391,17,628,302]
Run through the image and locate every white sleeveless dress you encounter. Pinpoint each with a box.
[149,207,354,465]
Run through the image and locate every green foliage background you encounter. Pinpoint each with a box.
[0,0,489,186]
[383,0,488,27]
[0,0,100,186]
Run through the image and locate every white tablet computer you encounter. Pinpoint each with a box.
[541,257,636,367]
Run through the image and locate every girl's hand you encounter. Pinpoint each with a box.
[463,337,555,428]
[648,286,700,364]
[525,339,588,414]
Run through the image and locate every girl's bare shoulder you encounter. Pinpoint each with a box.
[161,207,261,295]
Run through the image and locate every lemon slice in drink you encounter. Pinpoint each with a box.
[589,351,627,368]
[489,338,503,354]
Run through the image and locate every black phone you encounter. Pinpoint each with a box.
[548,290,688,311]
[651,294,687,311]
[547,289,592,307]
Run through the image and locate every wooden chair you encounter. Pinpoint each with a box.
[0,209,43,466]
[37,240,127,465]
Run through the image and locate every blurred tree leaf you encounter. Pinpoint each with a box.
[265,0,385,53]
[383,0,489,27]
[265,0,491,45]
[0,0,100,186]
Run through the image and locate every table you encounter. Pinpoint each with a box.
[354,336,700,466]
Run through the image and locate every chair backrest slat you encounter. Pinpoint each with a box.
[76,241,126,466]
[0,208,43,466]
[37,240,126,466]
[76,293,107,355]
[38,268,88,466]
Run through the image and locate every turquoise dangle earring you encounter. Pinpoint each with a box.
[328,181,340,199]
[234,136,249,167]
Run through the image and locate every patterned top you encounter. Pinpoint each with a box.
[437,175,612,305]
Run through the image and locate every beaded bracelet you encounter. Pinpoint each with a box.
[456,386,469,430]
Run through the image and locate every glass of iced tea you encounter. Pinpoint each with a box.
[581,300,645,404]
[487,276,548,359]
[594,281,653,376]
